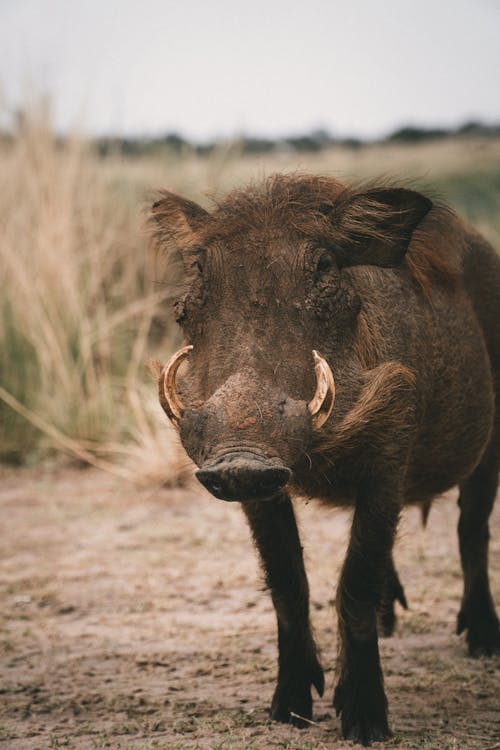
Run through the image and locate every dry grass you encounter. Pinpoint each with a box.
[0,105,499,483]
[0,105,186,482]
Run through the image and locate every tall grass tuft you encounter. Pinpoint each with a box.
[0,105,188,483]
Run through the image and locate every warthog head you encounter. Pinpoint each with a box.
[150,175,432,501]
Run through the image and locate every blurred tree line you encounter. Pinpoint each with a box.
[91,121,500,158]
[1,117,499,157]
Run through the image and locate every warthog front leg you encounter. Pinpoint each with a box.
[243,494,324,727]
[334,485,401,745]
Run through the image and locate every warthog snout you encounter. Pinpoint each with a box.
[196,453,291,501]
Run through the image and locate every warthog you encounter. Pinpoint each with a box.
[149,175,500,745]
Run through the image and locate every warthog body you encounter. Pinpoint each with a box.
[150,175,500,745]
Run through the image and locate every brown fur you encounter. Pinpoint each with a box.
[321,362,416,453]
[149,174,500,745]
[406,207,463,296]
[353,311,383,370]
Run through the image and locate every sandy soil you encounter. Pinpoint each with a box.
[0,466,499,750]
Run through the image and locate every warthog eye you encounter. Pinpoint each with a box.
[316,251,334,273]
[313,249,336,282]
[305,247,349,318]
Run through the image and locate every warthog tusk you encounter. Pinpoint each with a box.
[159,345,193,427]
[308,350,335,429]
[158,346,333,430]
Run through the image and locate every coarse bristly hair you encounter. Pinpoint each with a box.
[148,173,462,298]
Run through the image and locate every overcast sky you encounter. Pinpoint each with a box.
[0,0,499,140]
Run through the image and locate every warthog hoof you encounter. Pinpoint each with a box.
[270,656,324,728]
[334,678,391,746]
[457,603,500,657]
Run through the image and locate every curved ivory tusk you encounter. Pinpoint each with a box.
[308,350,335,430]
[159,345,193,427]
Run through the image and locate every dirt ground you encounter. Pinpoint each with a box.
[1,466,499,750]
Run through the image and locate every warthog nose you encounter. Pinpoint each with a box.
[196,457,291,502]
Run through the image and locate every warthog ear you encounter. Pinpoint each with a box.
[334,187,433,268]
[149,191,211,247]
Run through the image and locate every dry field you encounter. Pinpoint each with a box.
[0,466,499,750]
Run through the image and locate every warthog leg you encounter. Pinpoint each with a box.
[457,443,500,656]
[377,554,408,638]
[243,494,324,727]
[334,483,401,745]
